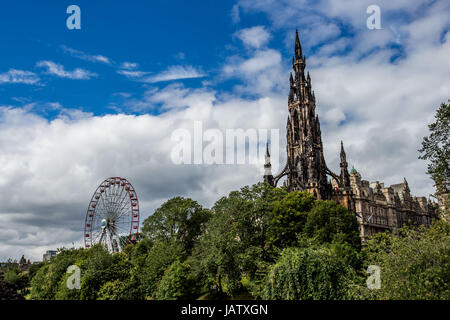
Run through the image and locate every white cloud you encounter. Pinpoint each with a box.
[0,69,40,85]
[120,62,139,70]
[61,45,112,64]
[142,65,205,83]
[235,26,271,48]
[116,63,204,83]
[117,69,149,78]
[241,49,281,73]
[223,48,286,95]
[36,61,97,80]
[117,62,150,79]
[322,107,345,125]
[237,0,448,59]
[231,4,240,24]
[0,91,285,260]
[45,102,94,120]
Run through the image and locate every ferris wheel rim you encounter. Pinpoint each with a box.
[83,177,140,252]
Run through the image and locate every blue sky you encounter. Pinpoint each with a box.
[3,1,439,117]
[0,0,277,116]
[0,0,449,261]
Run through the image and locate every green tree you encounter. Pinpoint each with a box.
[30,263,52,299]
[3,263,29,293]
[29,244,129,300]
[305,200,361,250]
[155,260,198,300]
[136,239,185,298]
[192,183,286,297]
[0,281,25,300]
[28,261,45,280]
[54,267,82,300]
[355,219,450,300]
[419,100,450,191]
[3,268,20,286]
[97,280,127,300]
[266,191,315,247]
[192,205,243,296]
[130,237,153,267]
[142,197,211,253]
[30,247,83,300]
[79,245,114,300]
[263,246,353,300]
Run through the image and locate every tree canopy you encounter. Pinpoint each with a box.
[22,183,448,301]
[142,197,211,254]
[419,100,450,192]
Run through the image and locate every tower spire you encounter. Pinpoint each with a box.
[340,141,350,187]
[295,29,302,60]
[266,30,331,200]
[264,141,274,185]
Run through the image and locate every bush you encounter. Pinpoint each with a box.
[155,260,198,300]
[0,280,25,300]
[142,197,211,254]
[263,246,353,300]
[192,183,286,297]
[267,191,315,247]
[355,220,450,300]
[305,200,361,250]
[97,280,127,300]
[30,247,83,300]
[137,240,185,298]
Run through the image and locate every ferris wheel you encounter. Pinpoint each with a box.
[84,177,140,253]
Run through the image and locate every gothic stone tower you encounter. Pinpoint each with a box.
[285,31,331,200]
[266,30,354,209]
[263,30,437,239]
[266,30,330,200]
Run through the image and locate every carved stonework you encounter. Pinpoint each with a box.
[263,30,439,241]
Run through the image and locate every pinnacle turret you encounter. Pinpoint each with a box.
[288,72,295,102]
[340,141,346,160]
[340,141,350,187]
[264,141,273,185]
[294,29,302,60]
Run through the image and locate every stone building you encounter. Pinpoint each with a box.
[18,255,32,272]
[435,185,449,213]
[43,250,57,262]
[263,30,439,240]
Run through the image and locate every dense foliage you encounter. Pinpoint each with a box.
[19,182,448,300]
[263,246,352,300]
[141,197,211,254]
[352,219,450,300]
[0,280,25,300]
[419,100,449,192]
